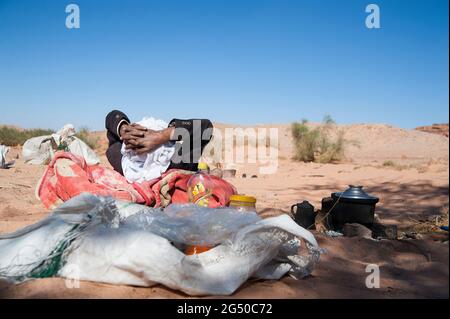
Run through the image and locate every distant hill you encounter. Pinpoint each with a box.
[415,124,449,138]
[211,122,449,166]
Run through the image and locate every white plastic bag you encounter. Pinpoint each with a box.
[66,137,100,165]
[22,136,56,165]
[0,194,110,281]
[0,145,5,168]
[0,145,15,169]
[22,124,100,165]
[0,194,321,295]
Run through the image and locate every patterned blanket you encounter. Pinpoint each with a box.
[37,152,236,209]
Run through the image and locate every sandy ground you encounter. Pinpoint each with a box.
[0,123,448,298]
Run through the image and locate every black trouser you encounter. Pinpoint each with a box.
[105,110,213,175]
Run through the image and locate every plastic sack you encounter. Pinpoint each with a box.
[0,145,15,169]
[22,136,56,165]
[0,194,113,281]
[0,193,321,295]
[66,137,100,166]
[0,145,5,168]
[22,124,100,166]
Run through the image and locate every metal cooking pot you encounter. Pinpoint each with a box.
[322,185,379,231]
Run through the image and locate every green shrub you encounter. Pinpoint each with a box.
[75,127,99,150]
[291,116,346,163]
[0,126,54,146]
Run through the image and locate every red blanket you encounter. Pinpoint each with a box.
[37,152,236,210]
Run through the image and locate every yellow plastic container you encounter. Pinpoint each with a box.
[229,194,257,212]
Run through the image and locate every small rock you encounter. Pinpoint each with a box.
[251,175,258,178]
[342,223,373,239]
[371,223,398,240]
[242,173,247,178]
[402,232,419,239]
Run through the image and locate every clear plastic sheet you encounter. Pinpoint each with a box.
[124,203,261,246]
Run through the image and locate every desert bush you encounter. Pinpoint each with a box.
[291,116,345,163]
[381,160,409,171]
[75,127,99,150]
[382,160,395,167]
[0,126,54,146]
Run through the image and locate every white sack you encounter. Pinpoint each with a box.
[0,194,321,296]
[0,145,15,169]
[66,137,100,166]
[22,136,56,165]
[22,124,100,165]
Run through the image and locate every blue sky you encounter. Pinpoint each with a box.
[0,0,448,130]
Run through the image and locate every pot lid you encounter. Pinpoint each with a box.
[331,185,379,204]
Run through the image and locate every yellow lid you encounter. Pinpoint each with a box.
[230,194,257,203]
[198,162,209,170]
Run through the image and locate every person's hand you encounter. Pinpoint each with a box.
[120,123,150,150]
[125,127,174,154]
[120,123,148,141]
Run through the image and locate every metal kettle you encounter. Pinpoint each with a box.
[291,201,316,230]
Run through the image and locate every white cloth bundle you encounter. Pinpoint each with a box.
[121,117,176,183]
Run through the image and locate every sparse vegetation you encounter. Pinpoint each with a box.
[291,115,346,163]
[382,160,396,167]
[381,160,410,171]
[75,127,99,150]
[0,125,99,151]
[401,205,449,239]
[0,126,54,146]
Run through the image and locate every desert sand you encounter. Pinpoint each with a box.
[0,123,448,298]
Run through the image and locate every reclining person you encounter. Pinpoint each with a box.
[105,110,213,176]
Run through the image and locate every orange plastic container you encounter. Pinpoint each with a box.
[185,245,212,255]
